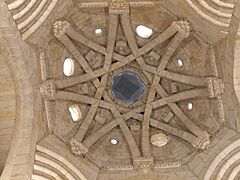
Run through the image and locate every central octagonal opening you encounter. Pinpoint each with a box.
[112,71,145,105]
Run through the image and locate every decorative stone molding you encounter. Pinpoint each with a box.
[192,131,211,149]
[105,161,182,171]
[133,156,154,173]
[77,2,108,8]
[172,20,190,38]
[70,139,88,156]
[208,44,219,77]
[217,96,225,125]
[83,155,101,168]
[109,0,129,14]
[39,48,47,81]
[53,20,71,38]
[207,77,224,98]
[155,161,182,169]
[40,80,56,100]
[106,165,134,171]
[159,1,177,19]
[44,100,54,134]
[182,150,200,165]
[77,1,162,9]
[210,125,224,141]
[129,2,162,7]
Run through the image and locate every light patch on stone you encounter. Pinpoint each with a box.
[150,133,170,147]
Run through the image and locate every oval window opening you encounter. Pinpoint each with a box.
[63,58,74,76]
[176,59,183,67]
[136,25,153,39]
[110,139,118,145]
[95,28,103,37]
[69,105,82,122]
[187,102,193,111]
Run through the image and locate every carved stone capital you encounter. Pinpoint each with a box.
[109,0,129,14]
[70,139,88,156]
[40,80,56,100]
[53,20,71,38]
[172,20,190,38]
[133,156,154,173]
[192,131,211,150]
[207,77,224,98]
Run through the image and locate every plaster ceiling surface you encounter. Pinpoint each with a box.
[38,0,225,173]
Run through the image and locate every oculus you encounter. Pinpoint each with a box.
[112,71,145,105]
[110,139,118,145]
[63,58,75,76]
[68,104,82,122]
[95,28,103,37]
[136,25,153,39]
[176,59,184,67]
[187,102,193,111]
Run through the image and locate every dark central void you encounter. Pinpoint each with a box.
[112,71,145,105]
